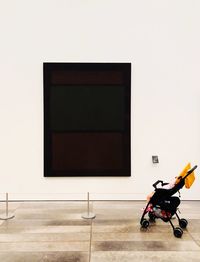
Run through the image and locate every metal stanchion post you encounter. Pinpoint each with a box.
[0,193,15,220]
[81,192,96,219]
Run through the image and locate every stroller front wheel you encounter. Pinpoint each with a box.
[174,227,183,238]
[179,218,188,229]
[141,219,149,228]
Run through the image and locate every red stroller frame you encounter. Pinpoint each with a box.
[140,165,197,238]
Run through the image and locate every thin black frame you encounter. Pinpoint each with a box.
[43,63,131,177]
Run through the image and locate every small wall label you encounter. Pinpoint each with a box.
[152,156,159,164]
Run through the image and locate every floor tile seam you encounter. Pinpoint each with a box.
[89,240,194,242]
[0,240,90,243]
[90,250,200,252]
[90,250,200,253]
[0,251,89,256]
[187,230,200,248]
[89,202,94,262]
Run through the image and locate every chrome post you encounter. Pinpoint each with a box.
[81,192,96,219]
[0,193,15,220]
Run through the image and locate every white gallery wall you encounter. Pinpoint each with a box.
[0,0,200,200]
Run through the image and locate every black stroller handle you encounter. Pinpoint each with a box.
[184,165,198,179]
[153,180,164,189]
[188,165,197,174]
[176,165,198,181]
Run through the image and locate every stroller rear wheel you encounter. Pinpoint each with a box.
[140,219,149,228]
[174,227,183,238]
[179,218,188,229]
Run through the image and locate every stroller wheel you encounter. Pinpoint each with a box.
[174,227,183,238]
[141,219,149,228]
[179,218,188,229]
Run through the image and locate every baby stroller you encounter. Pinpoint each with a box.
[140,164,197,238]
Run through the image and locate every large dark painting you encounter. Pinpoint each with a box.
[44,63,131,176]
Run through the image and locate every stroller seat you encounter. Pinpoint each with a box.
[140,164,197,238]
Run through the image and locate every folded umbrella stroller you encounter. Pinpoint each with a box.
[140,164,197,238]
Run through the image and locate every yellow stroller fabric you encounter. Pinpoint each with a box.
[176,163,195,189]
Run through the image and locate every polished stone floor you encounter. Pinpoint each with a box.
[0,200,200,261]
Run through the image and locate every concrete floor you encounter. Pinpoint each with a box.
[0,201,200,262]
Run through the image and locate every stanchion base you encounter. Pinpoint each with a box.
[0,214,15,220]
[81,212,96,219]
